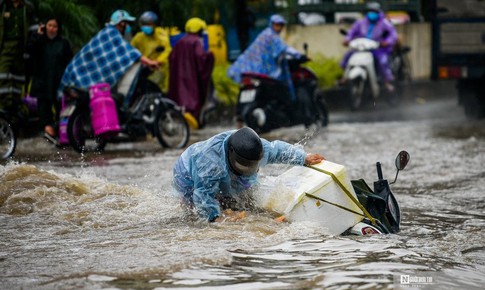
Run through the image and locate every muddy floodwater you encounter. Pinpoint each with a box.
[1,93,484,289]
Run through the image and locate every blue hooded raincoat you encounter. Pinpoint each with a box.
[172,130,307,221]
[227,23,301,100]
[57,24,141,99]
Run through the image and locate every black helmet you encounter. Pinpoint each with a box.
[227,127,263,176]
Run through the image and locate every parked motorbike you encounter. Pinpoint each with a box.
[61,63,189,153]
[0,24,42,161]
[341,31,400,111]
[236,45,328,134]
[0,110,16,160]
[345,150,410,235]
[0,95,41,160]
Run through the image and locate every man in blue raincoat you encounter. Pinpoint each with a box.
[227,14,302,100]
[57,9,160,99]
[172,127,324,222]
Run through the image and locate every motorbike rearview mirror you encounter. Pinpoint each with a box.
[390,151,410,184]
[395,151,410,170]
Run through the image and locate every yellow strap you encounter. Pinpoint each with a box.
[304,192,367,218]
[305,164,379,226]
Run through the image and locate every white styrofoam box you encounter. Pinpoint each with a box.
[258,161,364,235]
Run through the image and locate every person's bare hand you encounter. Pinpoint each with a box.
[214,209,247,222]
[380,41,389,48]
[37,24,45,35]
[305,153,325,165]
[148,60,161,70]
[274,215,287,223]
[140,56,160,70]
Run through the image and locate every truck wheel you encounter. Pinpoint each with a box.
[459,81,485,119]
[463,96,485,119]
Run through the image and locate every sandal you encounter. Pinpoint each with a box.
[43,126,59,146]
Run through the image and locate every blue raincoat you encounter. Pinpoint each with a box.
[172,130,307,221]
[57,24,141,99]
[227,26,300,100]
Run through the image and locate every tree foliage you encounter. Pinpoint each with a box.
[28,0,226,51]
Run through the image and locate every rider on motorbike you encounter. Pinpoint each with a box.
[341,2,398,92]
[228,14,304,126]
[57,9,160,101]
[130,11,171,93]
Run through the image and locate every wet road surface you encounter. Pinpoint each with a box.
[1,80,484,289]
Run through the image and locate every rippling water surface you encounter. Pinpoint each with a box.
[1,101,484,289]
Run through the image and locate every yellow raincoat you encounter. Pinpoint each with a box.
[131,27,172,92]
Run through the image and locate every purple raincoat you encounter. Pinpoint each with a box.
[168,33,214,121]
[342,12,398,81]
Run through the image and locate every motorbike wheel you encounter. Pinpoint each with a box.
[349,78,365,111]
[314,90,329,127]
[391,53,412,84]
[0,116,16,160]
[67,109,107,153]
[154,108,189,149]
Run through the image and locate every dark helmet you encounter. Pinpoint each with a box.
[227,127,263,176]
[139,11,158,26]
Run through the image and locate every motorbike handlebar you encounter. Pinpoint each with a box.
[376,162,384,180]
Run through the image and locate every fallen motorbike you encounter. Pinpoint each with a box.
[60,63,189,153]
[345,150,410,235]
[341,31,400,110]
[259,150,410,236]
[236,45,329,134]
[302,150,410,236]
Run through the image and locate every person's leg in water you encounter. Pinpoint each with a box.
[373,49,394,92]
[339,50,354,85]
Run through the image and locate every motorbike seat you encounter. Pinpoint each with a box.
[63,86,87,95]
[63,86,89,102]
[115,62,141,104]
[242,72,270,79]
[241,72,283,86]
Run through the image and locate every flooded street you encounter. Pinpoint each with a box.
[1,86,485,289]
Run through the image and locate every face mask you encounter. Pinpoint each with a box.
[366,11,379,23]
[141,25,154,35]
